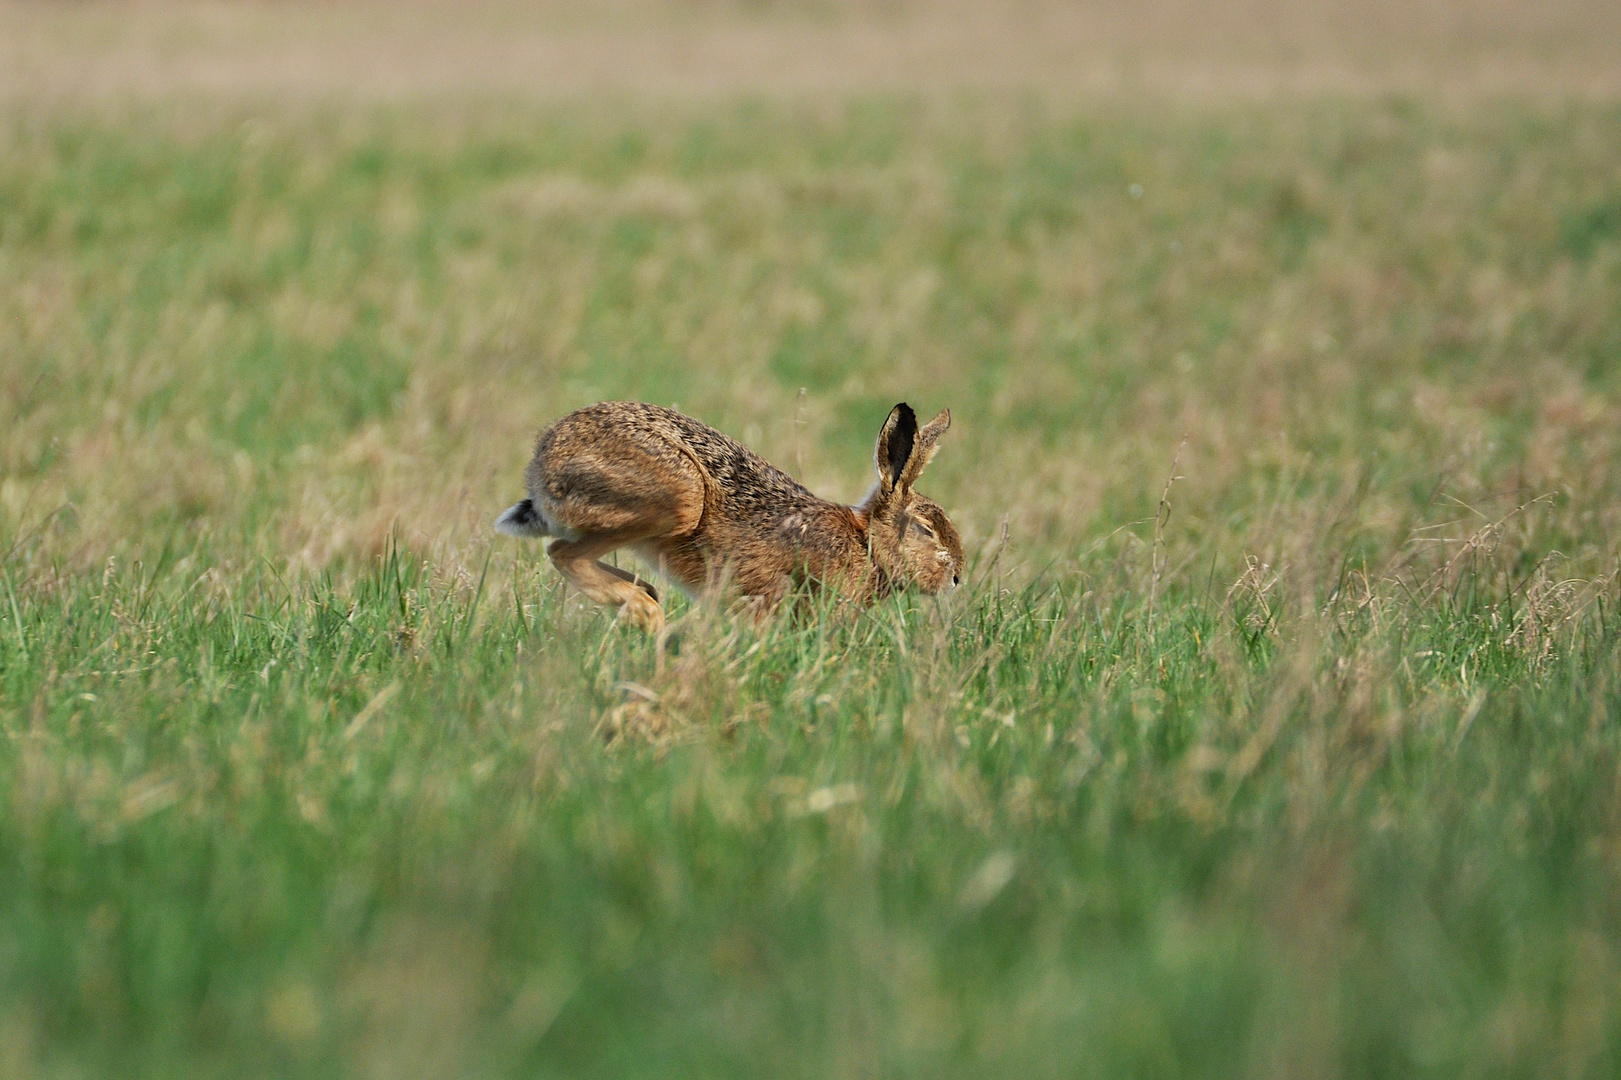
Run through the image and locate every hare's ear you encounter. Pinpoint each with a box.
[875,403,918,493]
[898,408,950,489]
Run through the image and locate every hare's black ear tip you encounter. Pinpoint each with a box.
[495,499,547,538]
[885,402,918,441]
[881,403,919,483]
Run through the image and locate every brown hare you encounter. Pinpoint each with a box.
[495,401,963,632]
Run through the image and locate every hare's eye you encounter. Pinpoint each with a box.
[911,520,936,540]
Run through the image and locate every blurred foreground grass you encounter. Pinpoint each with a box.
[2,96,1621,1076]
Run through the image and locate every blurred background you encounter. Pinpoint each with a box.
[4,0,1620,99]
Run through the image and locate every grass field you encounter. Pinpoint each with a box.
[3,6,1621,1073]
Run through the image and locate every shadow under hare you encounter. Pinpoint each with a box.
[495,401,963,632]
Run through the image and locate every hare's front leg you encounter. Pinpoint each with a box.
[547,533,664,633]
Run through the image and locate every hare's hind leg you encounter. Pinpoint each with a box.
[547,530,665,633]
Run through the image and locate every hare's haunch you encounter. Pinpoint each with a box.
[495,401,962,632]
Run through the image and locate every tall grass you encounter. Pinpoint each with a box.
[1,95,1620,1076]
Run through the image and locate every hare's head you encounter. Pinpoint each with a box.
[861,403,963,594]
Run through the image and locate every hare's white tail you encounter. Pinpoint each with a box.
[494,498,550,538]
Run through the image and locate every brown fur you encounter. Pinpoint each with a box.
[495,401,963,632]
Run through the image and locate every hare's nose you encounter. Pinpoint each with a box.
[952,573,960,587]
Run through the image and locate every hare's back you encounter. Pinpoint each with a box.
[526,403,706,536]
[655,408,818,519]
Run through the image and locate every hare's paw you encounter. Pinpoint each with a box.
[618,589,665,634]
